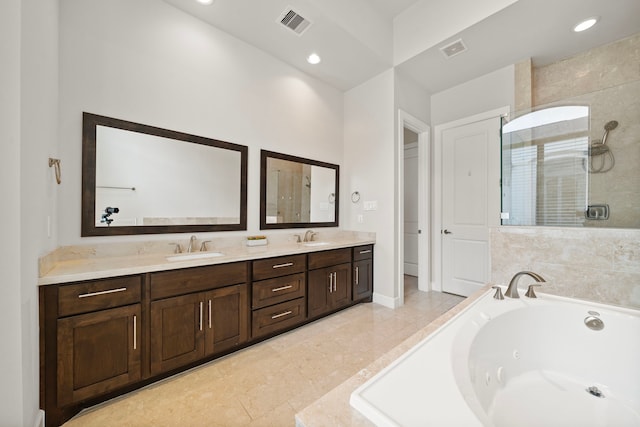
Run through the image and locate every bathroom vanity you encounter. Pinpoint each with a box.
[39,237,373,427]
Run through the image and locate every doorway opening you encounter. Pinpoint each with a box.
[397,111,430,306]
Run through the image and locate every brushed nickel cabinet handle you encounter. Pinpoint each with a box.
[355,266,359,285]
[333,272,337,292]
[78,287,127,298]
[359,249,372,254]
[133,315,137,350]
[272,262,294,269]
[208,300,212,329]
[328,273,333,294]
[272,285,293,292]
[271,310,292,320]
[199,302,203,331]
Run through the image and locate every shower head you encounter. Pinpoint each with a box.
[601,120,618,145]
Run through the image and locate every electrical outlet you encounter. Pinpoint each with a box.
[357,214,364,223]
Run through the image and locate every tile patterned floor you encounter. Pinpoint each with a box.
[63,277,464,426]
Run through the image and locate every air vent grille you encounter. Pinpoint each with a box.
[279,9,311,35]
[440,39,467,59]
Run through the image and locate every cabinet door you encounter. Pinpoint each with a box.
[57,304,141,406]
[353,258,373,301]
[308,268,331,318]
[308,263,352,318]
[205,284,249,355]
[150,293,205,375]
[330,263,352,310]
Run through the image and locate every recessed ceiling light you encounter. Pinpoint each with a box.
[573,17,598,32]
[307,53,321,65]
[196,0,214,5]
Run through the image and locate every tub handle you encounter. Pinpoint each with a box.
[491,286,504,300]
[525,284,541,298]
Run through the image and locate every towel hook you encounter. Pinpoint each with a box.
[48,158,61,184]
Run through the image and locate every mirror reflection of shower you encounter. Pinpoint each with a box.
[588,120,617,173]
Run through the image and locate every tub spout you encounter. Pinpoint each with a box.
[505,271,545,298]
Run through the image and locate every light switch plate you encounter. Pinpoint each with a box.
[363,201,378,211]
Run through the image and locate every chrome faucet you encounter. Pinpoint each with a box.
[303,230,317,242]
[505,271,545,298]
[187,235,197,253]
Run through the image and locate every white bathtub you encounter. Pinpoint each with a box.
[350,288,640,426]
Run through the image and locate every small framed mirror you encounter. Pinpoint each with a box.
[260,150,339,229]
[82,112,248,236]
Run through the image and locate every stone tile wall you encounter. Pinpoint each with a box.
[490,226,640,309]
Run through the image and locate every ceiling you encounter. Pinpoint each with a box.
[162,0,640,93]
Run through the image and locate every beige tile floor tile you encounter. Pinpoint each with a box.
[63,277,464,427]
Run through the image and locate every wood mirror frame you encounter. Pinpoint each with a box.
[260,150,339,230]
[82,112,248,236]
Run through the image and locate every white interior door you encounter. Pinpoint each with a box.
[441,117,500,296]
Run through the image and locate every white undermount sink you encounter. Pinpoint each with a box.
[166,252,225,262]
[302,241,333,247]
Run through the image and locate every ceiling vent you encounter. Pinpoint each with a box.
[440,39,467,59]
[278,8,312,35]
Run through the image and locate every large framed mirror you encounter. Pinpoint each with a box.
[82,112,248,236]
[260,150,339,229]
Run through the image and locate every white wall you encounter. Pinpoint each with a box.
[342,70,430,307]
[0,1,26,425]
[343,70,396,306]
[21,0,60,424]
[0,0,59,425]
[58,0,344,245]
[395,72,431,123]
[431,65,515,125]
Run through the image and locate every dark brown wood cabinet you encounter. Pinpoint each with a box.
[251,255,307,339]
[307,249,352,318]
[150,292,204,374]
[149,263,248,375]
[57,304,141,406]
[40,244,373,426]
[206,284,249,355]
[150,284,248,375]
[353,245,374,301]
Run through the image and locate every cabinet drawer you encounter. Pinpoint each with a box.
[252,254,306,281]
[252,273,305,309]
[58,276,141,317]
[353,245,374,261]
[308,248,351,270]
[150,262,247,300]
[251,297,306,339]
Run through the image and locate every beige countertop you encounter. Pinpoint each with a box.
[38,231,375,285]
[294,284,490,427]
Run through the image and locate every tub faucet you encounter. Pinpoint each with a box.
[505,271,545,298]
[187,235,197,253]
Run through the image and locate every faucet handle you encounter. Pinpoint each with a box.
[200,241,211,251]
[169,243,183,254]
[492,286,504,300]
[525,284,542,298]
[294,234,302,243]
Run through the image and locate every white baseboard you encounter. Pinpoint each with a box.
[372,292,400,308]
[34,410,45,427]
